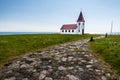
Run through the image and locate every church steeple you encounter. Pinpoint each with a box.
[76,11,85,35]
[77,11,85,22]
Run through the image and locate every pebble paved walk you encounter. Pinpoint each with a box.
[0,36,118,80]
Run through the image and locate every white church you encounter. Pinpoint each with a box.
[60,11,85,35]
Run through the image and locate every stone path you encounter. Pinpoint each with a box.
[0,36,118,80]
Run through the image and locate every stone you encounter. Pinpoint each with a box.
[81,60,87,63]
[20,64,30,69]
[48,68,53,72]
[58,66,66,70]
[78,62,82,64]
[17,61,20,64]
[41,70,47,74]
[68,67,74,70]
[84,55,89,57]
[22,78,29,80]
[81,52,85,55]
[88,68,93,71]
[68,57,73,61]
[72,58,77,61]
[67,75,80,80]
[78,68,84,72]
[30,61,38,66]
[94,60,98,63]
[106,73,111,77]
[39,73,46,80]
[88,60,94,64]
[5,70,15,78]
[33,72,39,78]
[95,69,101,73]
[47,66,52,69]
[55,52,59,55]
[6,70,13,74]
[86,65,92,68]
[25,58,35,64]
[61,57,67,62]
[48,60,52,63]
[55,71,65,79]
[74,70,77,73]
[55,57,60,61]
[101,76,107,80]
[95,69,101,75]
[75,66,79,69]
[45,77,53,80]
[8,63,20,69]
[27,68,36,73]
[71,62,74,64]
[4,77,16,80]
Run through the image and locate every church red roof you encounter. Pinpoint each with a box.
[77,11,85,22]
[60,24,77,30]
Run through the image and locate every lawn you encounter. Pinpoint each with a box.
[89,35,120,74]
[0,34,98,67]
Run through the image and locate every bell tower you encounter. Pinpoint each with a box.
[77,11,85,35]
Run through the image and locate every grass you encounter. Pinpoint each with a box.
[0,34,99,67]
[89,35,120,74]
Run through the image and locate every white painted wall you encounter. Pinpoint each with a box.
[60,29,77,34]
[76,22,85,34]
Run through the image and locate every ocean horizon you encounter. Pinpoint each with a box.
[0,32,56,35]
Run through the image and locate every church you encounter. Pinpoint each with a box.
[60,11,85,35]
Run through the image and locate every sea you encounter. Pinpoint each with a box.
[108,32,120,35]
[0,32,55,35]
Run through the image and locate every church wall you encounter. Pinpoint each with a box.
[60,29,77,34]
[76,22,85,35]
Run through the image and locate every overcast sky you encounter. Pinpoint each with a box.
[0,0,120,33]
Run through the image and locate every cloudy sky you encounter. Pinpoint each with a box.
[0,0,120,33]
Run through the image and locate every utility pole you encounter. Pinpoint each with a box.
[111,21,113,34]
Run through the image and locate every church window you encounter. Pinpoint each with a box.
[69,30,70,32]
[83,23,84,25]
[72,30,74,32]
[79,23,80,25]
[79,30,80,32]
[62,30,64,32]
[65,30,67,32]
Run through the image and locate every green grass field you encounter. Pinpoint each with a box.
[89,35,120,74]
[0,34,98,67]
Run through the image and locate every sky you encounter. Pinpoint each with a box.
[0,0,120,33]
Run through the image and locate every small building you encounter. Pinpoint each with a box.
[60,11,85,34]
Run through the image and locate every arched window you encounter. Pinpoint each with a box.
[79,23,80,25]
[65,30,67,32]
[62,30,64,32]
